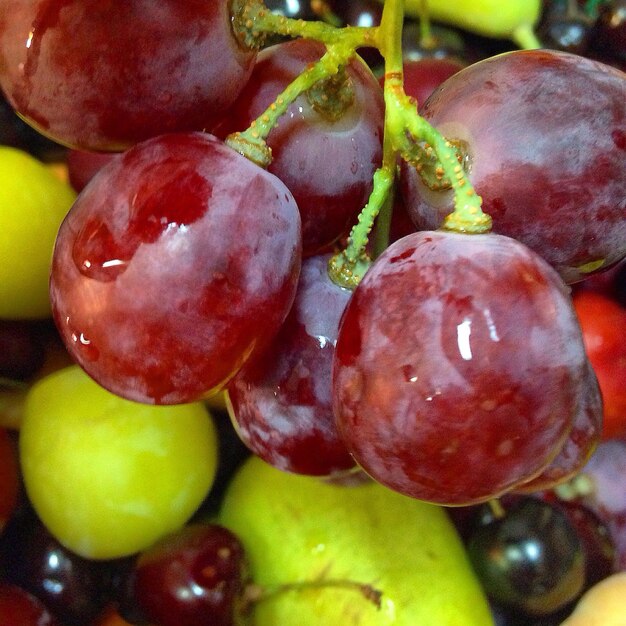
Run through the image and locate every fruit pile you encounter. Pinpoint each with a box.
[0,0,625,624]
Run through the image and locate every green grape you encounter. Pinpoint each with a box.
[19,365,218,559]
[0,146,76,319]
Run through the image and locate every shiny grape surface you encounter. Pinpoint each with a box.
[401,49,626,283]
[227,254,354,476]
[50,133,302,404]
[468,497,586,616]
[213,38,384,256]
[0,0,256,151]
[515,363,603,493]
[333,230,589,505]
[133,524,248,626]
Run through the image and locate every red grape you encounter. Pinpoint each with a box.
[0,428,18,530]
[383,57,466,109]
[66,150,118,193]
[515,363,603,493]
[400,49,626,284]
[213,38,385,256]
[133,524,248,626]
[333,230,589,505]
[0,0,256,151]
[0,583,60,626]
[50,132,302,404]
[227,254,354,477]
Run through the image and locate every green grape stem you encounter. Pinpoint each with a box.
[226,43,358,165]
[238,0,491,289]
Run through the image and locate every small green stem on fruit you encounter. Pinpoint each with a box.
[328,167,395,289]
[488,498,506,520]
[387,93,491,233]
[226,44,354,166]
[510,23,542,50]
[232,0,376,49]
[416,0,438,50]
[242,578,383,614]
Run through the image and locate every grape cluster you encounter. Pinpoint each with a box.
[0,0,625,625]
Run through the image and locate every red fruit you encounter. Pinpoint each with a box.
[0,583,60,626]
[0,428,18,530]
[573,290,626,439]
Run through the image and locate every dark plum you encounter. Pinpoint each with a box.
[0,507,113,625]
[467,497,585,616]
[333,230,590,505]
[401,49,626,283]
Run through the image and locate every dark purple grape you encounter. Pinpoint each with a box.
[0,507,113,625]
[0,1,257,151]
[132,524,248,626]
[575,439,626,570]
[592,1,626,62]
[333,230,590,505]
[50,132,302,405]
[227,254,354,476]
[400,49,626,284]
[538,0,594,55]
[213,38,384,256]
[467,497,585,615]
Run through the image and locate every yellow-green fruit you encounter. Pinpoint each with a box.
[0,146,76,319]
[391,0,542,48]
[219,457,494,626]
[20,365,218,559]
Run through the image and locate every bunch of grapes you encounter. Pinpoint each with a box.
[0,0,625,624]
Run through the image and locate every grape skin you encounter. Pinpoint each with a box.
[213,38,385,256]
[0,0,256,151]
[400,49,626,283]
[515,363,603,493]
[50,133,302,405]
[227,254,354,477]
[333,230,589,505]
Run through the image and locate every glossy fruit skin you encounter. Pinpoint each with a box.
[515,363,602,493]
[19,365,219,559]
[0,507,114,625]
[468,497,585,615]
[50,133,301,405]
[133,524,248,626]
[333,230,589,505]
[572,290,626,439]
[0,0,256,151]
[400,49,626,283]
[383,58,466,109]
[227,254,354,477]
[0,146,75,319]
[213,39,384,256]
[219,455,495,626]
